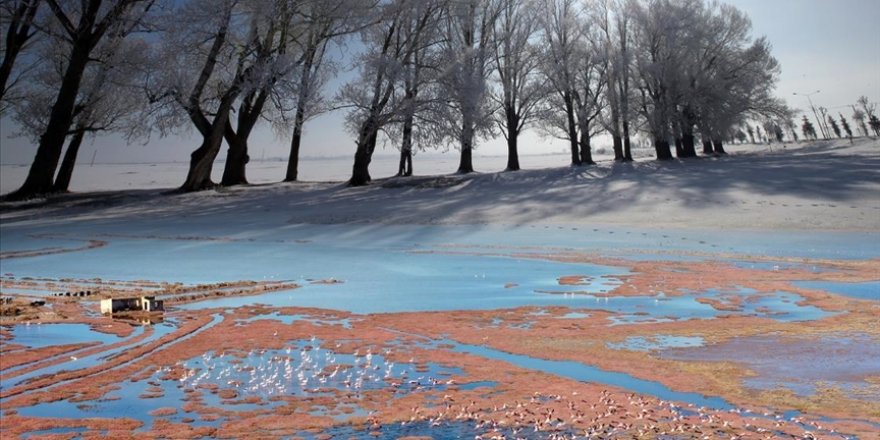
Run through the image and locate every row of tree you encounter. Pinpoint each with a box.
[0,0,813,199]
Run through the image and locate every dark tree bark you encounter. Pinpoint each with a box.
[563,92,580,166]
[654,138,673,160]
[622,121,633,161]
[8,42,91,199]
[285,114,303,182]
[712,139,726,155]
[457,112,475,174]
[680,133,696,157]
[674,137,684,157]
[505,110,520,171]
[221,122,249,186]
[181,108,230,192]
[702,139,713,155]
[284,49,316,182]
[51,128,85,193]
[0,0,40,103]
[397,149,412,176]
[612,135,623,161]
[349,118,379,186]
[397,113,414,176]
[578,128,594,165]
[7,0,149,200]
[221,88,269,186]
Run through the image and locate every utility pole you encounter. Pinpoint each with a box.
[793,90,829,140]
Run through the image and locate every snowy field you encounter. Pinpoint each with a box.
[4,139,876,231]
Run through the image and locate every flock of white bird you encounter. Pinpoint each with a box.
[174,339,455,400]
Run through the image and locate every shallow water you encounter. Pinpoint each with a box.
[2,323,173,390]
[440,340,735,410]
[793,280,880,301]
[3,323,124,349]
[661,333,880,400]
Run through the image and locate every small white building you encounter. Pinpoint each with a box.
[100,296,164,315]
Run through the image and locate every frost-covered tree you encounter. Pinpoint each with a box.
[282,0,374,182]
[13,36,152,192]
[537,0,607,166]
[489,0,544,171]
[801,115,816,140]
[341,0,443,186]
[858,96,879,137]
[148,0,248,192]
[596,0,633,161]
[851,108,868,137]
[838,113,853,142]
[827,115,841,138]
[7,0,157,200]
[436,0,500,173]
[148,0,315,191]
[388,1,445,177]
[630,0,703,160]
[0,0,42,112]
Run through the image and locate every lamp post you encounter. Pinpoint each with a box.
[793,90,828,140]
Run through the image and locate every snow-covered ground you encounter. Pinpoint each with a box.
[1,139,878,231]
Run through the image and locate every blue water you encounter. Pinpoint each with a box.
[3,323,124,349]
[3,222,878,284]
[793,280,880,301]
[2,323,175,390]
[15,338,470,429]
[662,334,880,401]
[442,340,734,411]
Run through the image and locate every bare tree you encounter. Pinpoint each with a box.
[0,0,42,111]
[6,0,156,200]
[282,0,374,182]
[598,0,634,161]
[437,0,500,174]
[538,0,582,166]
[489,0,544,171]
[12,36,152,192]
[342,0,442,186]
[221,0,301,186]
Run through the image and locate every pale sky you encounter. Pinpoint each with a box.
[1,0,878,166]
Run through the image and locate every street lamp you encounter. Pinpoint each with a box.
[793,90,829,140]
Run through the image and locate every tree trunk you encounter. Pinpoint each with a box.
[505,111,520,171]
[0,0,39,103]
[578,127,594,165]
[350,142,372,186]
[674,138,684,157]
[563,93,580,166]
[349,118,378,186]
[285,120,302,182]
[285,57,313,182]
[655,138,673,160]
[7,43,91,200]
[612,135,623,161]
[680,133,696,158]
[181,107,230,192]
[397,111,414,176]
[51,129,86,193]
[458,115,475,174]
[712,139,726,155]
[397,149,412,177]
[221,122,249,186]
[622,121,633,161]
[702,139,713,154]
